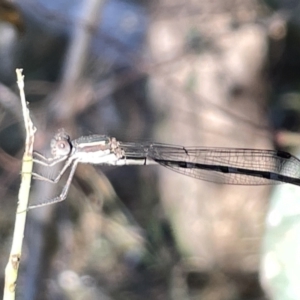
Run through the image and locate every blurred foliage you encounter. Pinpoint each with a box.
[0,0,300,300]
[0,0,25,34]
[261,176,300,300]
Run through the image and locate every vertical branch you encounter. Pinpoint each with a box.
[53,0,104,124]
[3,69,35,300]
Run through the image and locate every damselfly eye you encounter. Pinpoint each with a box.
[51,138,72,157]
[49,128,72,157]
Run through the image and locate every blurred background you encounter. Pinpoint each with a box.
[0,0,300,299]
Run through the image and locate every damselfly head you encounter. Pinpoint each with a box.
[51,129,72,157]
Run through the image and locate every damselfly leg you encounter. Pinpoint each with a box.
[32,155,75,184]
[28,160,79,209]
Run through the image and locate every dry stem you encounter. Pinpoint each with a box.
[3,69,35,300]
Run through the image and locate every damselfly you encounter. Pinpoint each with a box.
[31,128,300,209]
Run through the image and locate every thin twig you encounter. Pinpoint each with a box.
[3,69,36,300]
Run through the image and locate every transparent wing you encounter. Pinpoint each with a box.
[145,144,300,186]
